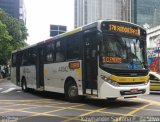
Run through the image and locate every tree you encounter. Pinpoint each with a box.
[0,20,12,64]
[0,9,28,64]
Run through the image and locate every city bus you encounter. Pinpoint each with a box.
[11,20,150,101]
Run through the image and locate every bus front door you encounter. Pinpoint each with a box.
[84,33,98,95]
[36,47,44,90]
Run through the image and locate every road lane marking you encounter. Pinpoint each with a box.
[144,108,160,112]
[0,101,128,117]
[0,99,53,102]
[64,107,106,122]
[0,105,52,115]
[114,103,151,122]
[1,88,16,93]
[0,104,22,111]
[18,103,86,121]
[1,97,160,121]
[42,103,86,114]
[134,98,160,106]
[30,100,70,105]
[13,101,78,108]
[125,103,151,115]
[7,104,86,121]
[0,108,42,114]
[17,113,71,121]
[99,111,126,116]
[6,103,73,110]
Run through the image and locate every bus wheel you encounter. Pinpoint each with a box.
[21,78,28,92]
[65,81,80,102]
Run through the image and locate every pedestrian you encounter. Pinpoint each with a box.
[5,66,9,77]
[1,69,5,78]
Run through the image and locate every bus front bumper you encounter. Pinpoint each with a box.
[98,80,150,99]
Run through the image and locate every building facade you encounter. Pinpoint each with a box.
[74,0,131,28]
[146,25,160,72]
[0,0,26,23]
[131,0,160,28]
[147,25,160,48]
[50,25,67,37]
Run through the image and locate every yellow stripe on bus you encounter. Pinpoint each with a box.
[60,28,81,38]
[109,75,149,83]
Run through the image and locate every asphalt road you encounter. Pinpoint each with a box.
[0,79,160,122]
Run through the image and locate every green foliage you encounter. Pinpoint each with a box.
[0,20,12,64]
[0,9,28,64]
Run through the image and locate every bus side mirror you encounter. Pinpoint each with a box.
[96,32,103,44]
[139,37,146,48]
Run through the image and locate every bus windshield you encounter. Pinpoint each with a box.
[100,33,146,70]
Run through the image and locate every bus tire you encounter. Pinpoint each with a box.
[21,78,28,92]
[65,81,80,102]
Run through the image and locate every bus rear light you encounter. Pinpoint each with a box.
[101,75,119,87]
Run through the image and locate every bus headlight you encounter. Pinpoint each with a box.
[101,75,119,87]
[144,79,150,85]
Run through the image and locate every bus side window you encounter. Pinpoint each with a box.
[45,42,54,63]
[55,40,65,62]
[12,53,17,67]
[28,49,37,65]
[22,51,28,66]
[66,35,80,60]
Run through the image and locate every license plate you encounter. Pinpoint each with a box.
[130,89,138,93]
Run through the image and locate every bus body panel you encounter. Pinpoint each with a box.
[44,60,83,95]
[20,66,36,89]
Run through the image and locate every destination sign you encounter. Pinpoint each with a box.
[109,24,140,36]
[101,22,142,36]
[102,56,122,64]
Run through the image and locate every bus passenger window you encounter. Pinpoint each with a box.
[55,41,65,62]
[12,54,17,67]
[66,35,80,60]
[45,43,54,63]
[22,51,28,65]
[28,49,36,65]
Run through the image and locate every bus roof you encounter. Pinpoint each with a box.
[12,20,145,53]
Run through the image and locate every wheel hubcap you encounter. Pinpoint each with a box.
[69,86,77,97]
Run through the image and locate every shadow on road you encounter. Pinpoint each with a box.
[26,89,144,108]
